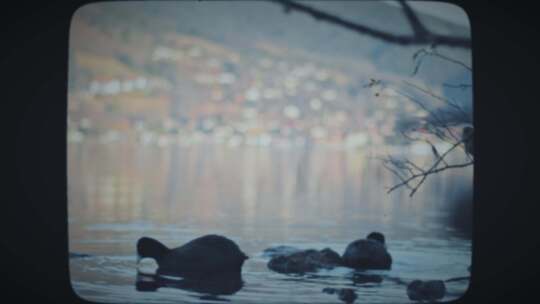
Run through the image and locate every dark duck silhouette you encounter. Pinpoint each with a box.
[342,232,392,270]
[136,234,248,278]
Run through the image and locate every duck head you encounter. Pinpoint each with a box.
[137,237,169,264]
[366,232,386,245]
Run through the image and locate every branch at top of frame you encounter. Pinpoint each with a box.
[269,0,471,49]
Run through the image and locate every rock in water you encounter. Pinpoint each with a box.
[261,245,301,258]
[136,235,248,278]
[342,232,392,270]
[338,288,358,303]
[319,248,343,265]
[322,288,358,303]
[407,280,446,301]
[268,248,343,274]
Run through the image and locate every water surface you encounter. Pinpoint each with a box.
[68,139,472,303]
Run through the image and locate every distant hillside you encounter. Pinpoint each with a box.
[67,1,472,139]
[70,1,470,81]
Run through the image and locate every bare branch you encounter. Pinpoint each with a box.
[393,87,460,142]
[269,0,471,49]
[385,139,471,196]
[405,159,425,173]
[398,0,430,38]
[424,138,449,166]
[271,0,473,197]
[412,48,472,76]
[382,160,415,191]
[425,161,474,175]
[403,80,470,123]
[388,156,417,176]
[380,46,472,197]
[430,50,472,71]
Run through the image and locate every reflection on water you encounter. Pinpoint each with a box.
[68,140,472,303]
[136,271,244,299]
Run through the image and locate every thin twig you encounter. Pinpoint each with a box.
[382,161,414,191]
[403,80,470,122]
[386,140,471,196]
[394,88,460,142]
[412,48,472,74]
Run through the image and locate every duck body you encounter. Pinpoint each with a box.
[137,234,248,278]
[342,232,392,270]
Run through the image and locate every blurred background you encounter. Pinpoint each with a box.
[67,1,471,149]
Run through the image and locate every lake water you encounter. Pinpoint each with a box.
[68,139,472,303]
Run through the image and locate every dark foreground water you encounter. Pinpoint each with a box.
[68,139,472,303]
